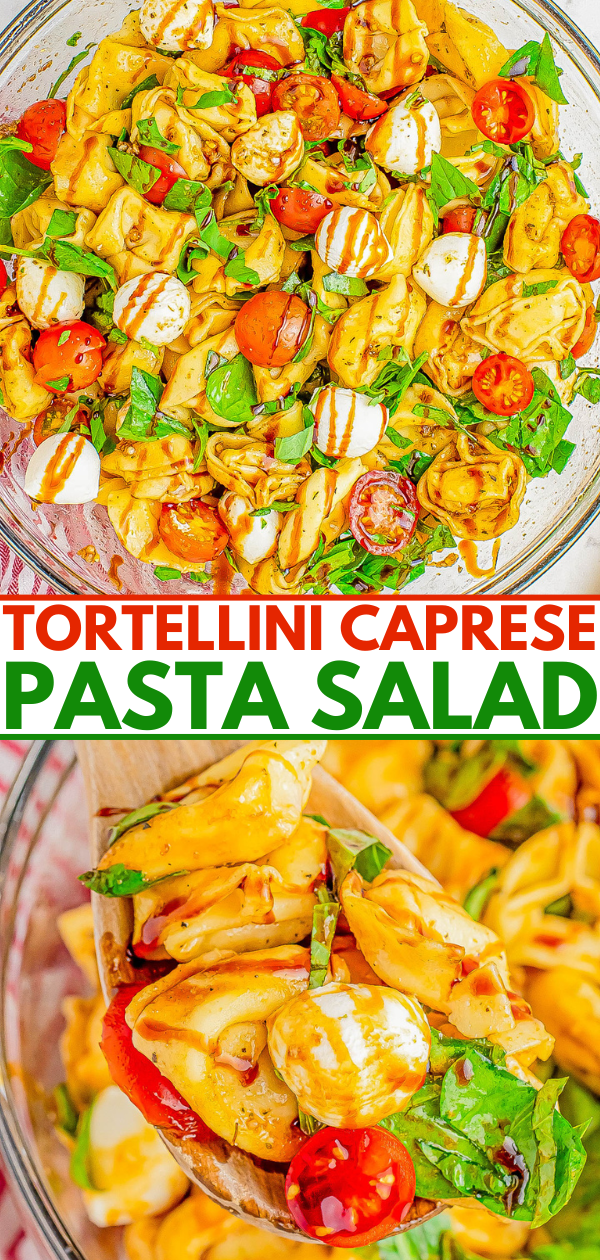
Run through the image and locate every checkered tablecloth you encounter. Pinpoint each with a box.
[0,543,55,596]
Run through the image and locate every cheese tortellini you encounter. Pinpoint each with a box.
[417,432,527,539]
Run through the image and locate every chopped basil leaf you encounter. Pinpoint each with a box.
[186,568,211,583]
[120,75,160,110]
[559,352,576,379]
[70,1105,95,1191]
[206,352,258,424]
[275,423,314,464]
[309,888,340,988]
[154,566,181,580]
[322,272,369,296]
[463,869,501,921]
[66,31,82,46]
[288,233,316,251]
[426,153,480,226]
[79,862,187,895]
[108,327,128,344]
[110,147,160,196]
[46,375,70,391]
[107,800,176,846]
[49,42,95,99]
[522,278,559,298]
[223,252,260,285]
[498,33,568,105]
[135,117,179,155]
[0,148,52,219]
[46,208,78,239]
[196,87,238,108]
[327,827,392,890]
[118,366,163,440]
[57,329,71,347]
[53,1083,79,1135]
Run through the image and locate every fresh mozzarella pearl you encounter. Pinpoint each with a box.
[412,233,487,307]
[315,207,392,278]
[366,95,441,175]
[140,0,214,50]
[218,491,282,563]
[311,385,387,458]
[113,272,191,346]
[16,257,85,331]
[267,983,430,1128]
[83,1086,188,1227]
[24,433,100,504]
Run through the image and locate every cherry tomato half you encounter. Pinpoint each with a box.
[101,984,211,1140]
[272,73,340,142]
[472,353,534,417]
[234,290,311,367]
[33,398,90,446]
[32,321,106,392]
[349,471,419,556]
[330,74,387,122]
[471,77,535,145]
[451,766,530,838]
[159,500,229,563]
[0,259,8,297]
[137,144,187,205]
[301,7,349,36]
[16,98,67,170]
[442,206,479,234]
[285,1127,416,1246]
[220,51,281,118]
[572,304,597,358]
[271,186,333,233]
[561,214,600,284]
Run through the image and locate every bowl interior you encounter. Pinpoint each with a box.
[0,0,599,594]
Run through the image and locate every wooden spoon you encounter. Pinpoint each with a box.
[77,740,442,1237]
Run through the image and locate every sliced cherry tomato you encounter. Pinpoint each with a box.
[349,471,419,556]
[472,353,534,417]
[272,73,340,142]
[330,74,387,122]
[33,398,90,446]
[101,984,212,1140]
[561,214,600,284]
[16,98,67,170]
[271,186,333,233]
[301,8,349,36]
[442,206,479,234]
[0,260,8,296]
[234,291,311,367]
[285,1127,416,1246]
[220,51,281,118]
[451,766,530,838]
[572,304,597,358]
[137,145,187,205]
[471,78,535,145]
[32,320,106,392]
[159,500,229,562]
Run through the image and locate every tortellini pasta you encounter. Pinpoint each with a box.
[461,269,590,364]
[85,188,197,282]
[343,0,429,95]
[417,432,527,540]
[329,275,425,388]
[205,434,310,509]
[503,162,589,273]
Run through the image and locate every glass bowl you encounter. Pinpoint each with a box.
[0,741,119,1260]
[1,0,600,594]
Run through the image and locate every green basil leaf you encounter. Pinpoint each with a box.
[70,1104,96,1190]
[67,31,82,46]
[108,800,175,845]
[205,352,257,424]
[57,329,71,347]
[427,152,480,225]
[108,327,128,344]
[274,424,314,464]
[522,279,559,298]
[177,239,209,283]
[46,375,70,391]
[288,232,316,251]
[53,1083,79,1136]
[50,239,117,288]
[46,208,78,239]
[201,214,232,260]
[49,42,95,99]
[135,117,179,155]
[322,272,369,296]
[186,568,211,583]
[0,149,52,219]
[118,366,164,440]
[121,75,160,109]
[197,87,237,108]
[559,352,576,380]
[154,566,182,580]
[224,253,260,284]
[79,862,188,896]
[309,889,340,988]
[110,147,160,196]
[490,794,560,845]
[327,827,392,889]
[463,868,501,921]
[499,34,567,105]
[164,177,211,218]
[154,413,192,438]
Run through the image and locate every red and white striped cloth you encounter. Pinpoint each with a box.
[0,740,46,1260]
[0,543,55,596]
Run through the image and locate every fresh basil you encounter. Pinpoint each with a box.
[176,239,209,284]
[574,368,600,405]
[426,152,480,226]
[186,568,211,583]
[0,147,52,219]
[481,141,548,216]
[108,327,128,345]
[288,233,316,251]
[120,75,160,110]
[522,279,559,298]
[118,367,164,440]
[90,289,115,335]
[70,1104,95,1191]
[67,31,82,46]
[110,147,160,196]
[224,252,260,285]
[322,272,369,296]
[480,369,575,478]
[360,349,430,415]
[46,208,78,239]
[253,185,278,230]
[107,800,175,846]
[51,239,117,287]
[196,87,238,109]
[463,869,501,921]
[490,795,560,845]
[275,423,314,464]
[79,862,187,896]
[135,117,179,155]
[49,42,95,99]
[309,888,340,988]
[53,1083,79,1136]
[46,375,70,391]
[498,33,568,105]
[300,518,455,595]
[154,566,181,580]
[206,352,257,424]
[560,352,576,380]
[327,827,392,889]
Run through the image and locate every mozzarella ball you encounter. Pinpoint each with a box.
[82,1086,188,1227]
[16,257,85,331]
[218,491,282,563]
[267,982,430,1127]
[315,207,392,279]
[412,233,487,307]
[231,112,304,186]
[24,433,100,504]
[366,96,441,175]
[311,385,387,459]
[113,272,191,346]
[140,0,214,50]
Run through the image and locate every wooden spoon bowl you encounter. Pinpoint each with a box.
[77,740,442,1237]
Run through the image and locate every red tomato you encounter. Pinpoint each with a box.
[442,206,479,234]
[272,73,340,142]
[137,145,187,205]
[471,78,535,145]
[330,75,387,121]
[16,98,67,170]
[220,51,281,118]
[32,321,106,392]
[301,8,349,35]
[271,187,333,233]
[285,1127,416,1246]
[349,471,419,556]
[472,353,534,416]
[0,259,8,296]
[101,984,212,1140]
[235,291,311,367]
[561,214,600,283]
[572,305,597,358]
[451,767,530,838]
[33,398,90,446]
[159,500,229,562]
